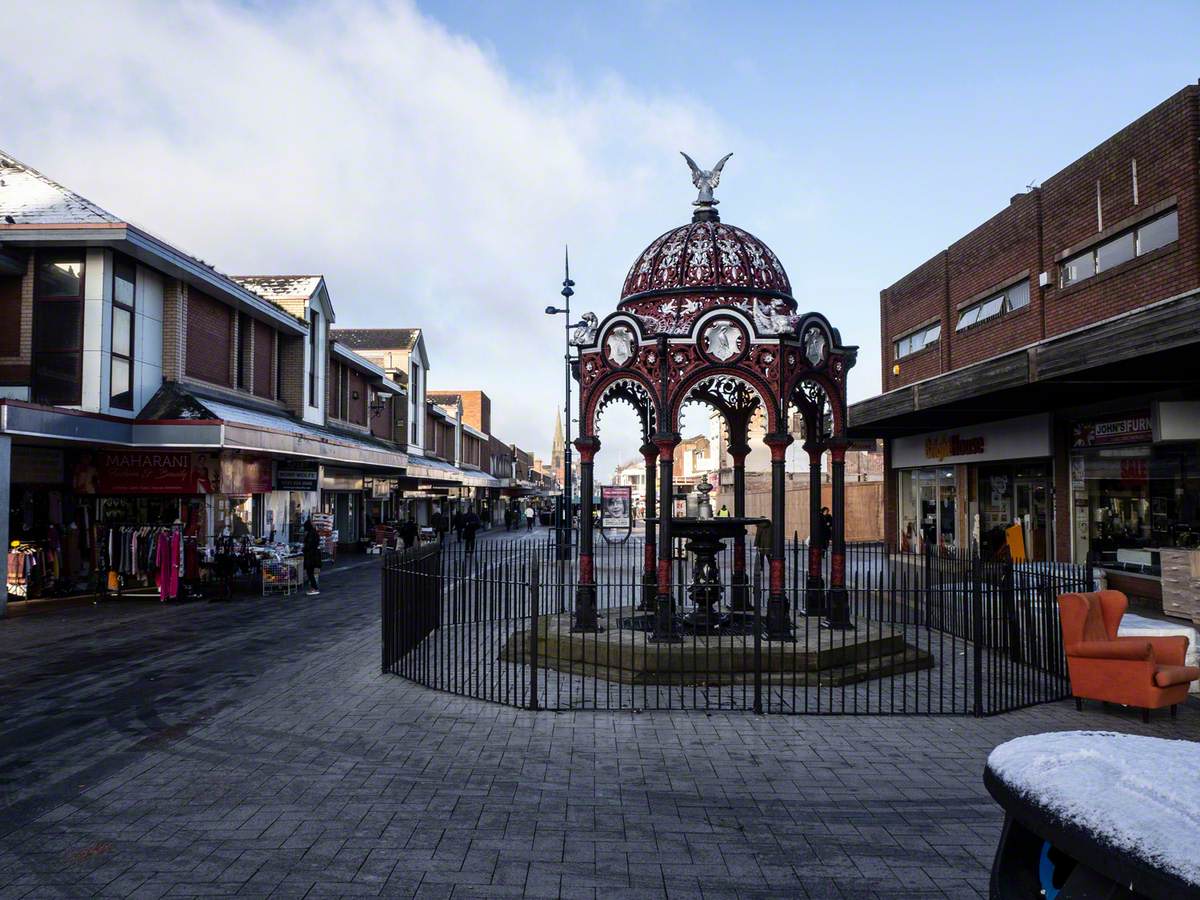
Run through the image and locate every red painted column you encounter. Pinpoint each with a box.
[804,440,827,616]
[639,441,658,611]
[573,435,601,632]
[763,431,794,640]
[823,441,854,630]
[651,432,681,642]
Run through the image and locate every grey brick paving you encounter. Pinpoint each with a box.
[1,528,1198,898]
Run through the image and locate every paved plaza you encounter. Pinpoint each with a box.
[2,529,1197,899]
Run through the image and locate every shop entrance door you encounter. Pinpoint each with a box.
[1014,473,1051,562]
[334,493,357,545]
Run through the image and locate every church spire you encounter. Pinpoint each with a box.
[551,408,565,483]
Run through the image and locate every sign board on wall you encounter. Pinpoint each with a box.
[220,453,273,494]
[600,485,632,529]
[275,462,319,492]
[72,451,219,495]
[892,414,1052,469]
[1071,410,1152,448]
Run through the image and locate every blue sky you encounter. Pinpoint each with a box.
[3,1,1197,475]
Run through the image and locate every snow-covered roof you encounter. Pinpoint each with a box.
[0,151,306,334]
[988,730,1200,887]
[0,151,120,225]
[233,275,324,302]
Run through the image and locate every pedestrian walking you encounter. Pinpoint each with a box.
[464,509,480,553]
[452,510,465,542]
[302,519,322,595]
[399,518,418,550]
[525,505,535,532]
[432,511,448,544]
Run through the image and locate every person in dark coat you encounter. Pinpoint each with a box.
[432,511,448,544]
[398,518,418,549]
[463,509,481,554]
[302,519,322,595]
[816,507,833,552]
[452,510,465,542]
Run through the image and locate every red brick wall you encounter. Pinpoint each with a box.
[347,368,367,426]
[1040,87,1199,334]
[881,85,1200,390]
[947,194,1042,369]
[370,395,392,440]
[882,253,946,391]
[253,320,274,399]
[185,288,232,385]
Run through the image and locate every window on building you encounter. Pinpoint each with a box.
[32,253,85,405]
[110,256,136,410]
[1060,208,1178,288]
[1137,209,1178,255]
[955,279,1030,333]
[236,312,251,390]
[893,322,941,360]
[308,310,319,407]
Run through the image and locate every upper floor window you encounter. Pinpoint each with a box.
[308,310,319,407]
[894,322,941,360]
[955,279,1029,333]
[110,256,136,410]
[1060,209,1178,288]
[32,253,85,405]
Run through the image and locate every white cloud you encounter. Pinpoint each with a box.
[0,0,752,473]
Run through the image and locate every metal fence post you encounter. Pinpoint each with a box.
[971,557,984,717]
[529,557,540,712]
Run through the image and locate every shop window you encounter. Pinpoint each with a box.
[110,256,136,410]
[898,467,957,554]
[1059,208,1178,288]
[1072,443,1200,573]
[32,253,85,405]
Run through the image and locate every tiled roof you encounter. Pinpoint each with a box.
[331,328,419,351]
[0,150,121,225]
[233,275,324,302]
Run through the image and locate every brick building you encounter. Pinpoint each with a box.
[0,151,548,613]
[849,84,1200,613]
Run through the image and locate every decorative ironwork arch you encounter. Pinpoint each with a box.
[669,367,778,436]
[583,372,660,441]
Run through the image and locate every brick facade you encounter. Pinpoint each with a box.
[277,334,305,414]
[882,85,1200,392]
[0,252,31,381]
[253,319,274,399]
[185,287,232,386]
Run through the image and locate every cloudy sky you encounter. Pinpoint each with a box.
[1,0,1197,477]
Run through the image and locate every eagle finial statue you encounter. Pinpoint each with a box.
[680,151,733,207]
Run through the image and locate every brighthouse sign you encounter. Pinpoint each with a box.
[924,434,985,461]
[891,414,1052,469]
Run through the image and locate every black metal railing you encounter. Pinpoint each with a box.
[382,535,1091,716]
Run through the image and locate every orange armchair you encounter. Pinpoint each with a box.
[1058,590,1198,722]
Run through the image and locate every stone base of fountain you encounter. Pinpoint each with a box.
[501,606,934,686]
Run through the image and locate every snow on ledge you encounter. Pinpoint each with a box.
[988,731,1200,886]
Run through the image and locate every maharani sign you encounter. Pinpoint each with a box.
[72,451,220,495]
[925,434,986,461]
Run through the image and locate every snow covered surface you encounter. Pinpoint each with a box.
[988,731,1200,886]
[233,275,323,301]
[1119,614,1200,694]
[0,151,120,224]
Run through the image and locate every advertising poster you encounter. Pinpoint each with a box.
[600,485,631,529]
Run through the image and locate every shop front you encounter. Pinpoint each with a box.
[266,460,320,544]
[891,414,1053,558]
[1068,403,1200,613]
[321,467,365,549]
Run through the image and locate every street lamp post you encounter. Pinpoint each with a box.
[546,247,584,562]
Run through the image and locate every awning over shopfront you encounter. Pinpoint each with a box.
[404,453,466,485]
